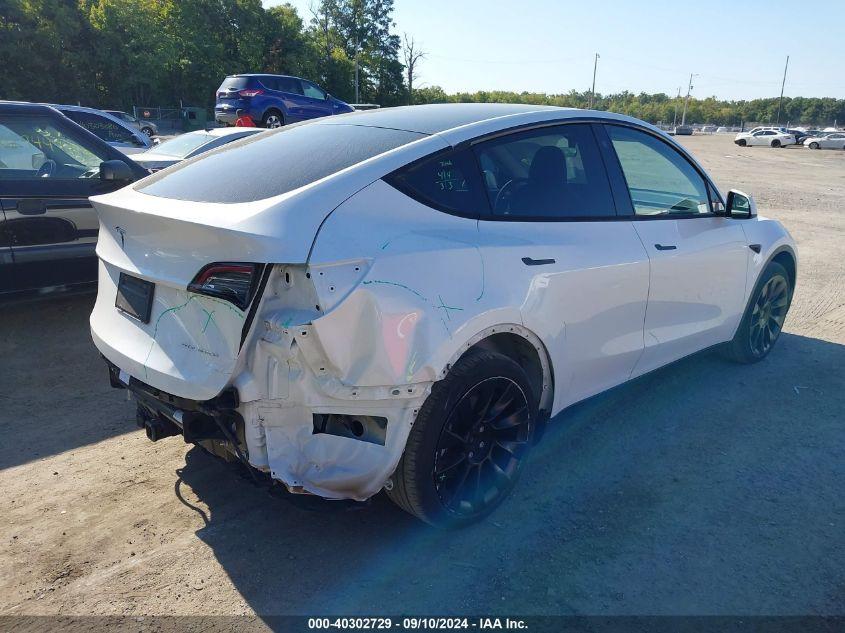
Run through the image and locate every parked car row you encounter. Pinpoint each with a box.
[803,131,845,150]
[734,126,845,149]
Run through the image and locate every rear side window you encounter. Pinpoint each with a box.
[137,123,425,203]
[474,123,616,219]
[62,111,145,148]
[387,149,487,216]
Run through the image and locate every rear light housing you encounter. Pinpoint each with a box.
[238,89,264,98]
[188,263,263,310]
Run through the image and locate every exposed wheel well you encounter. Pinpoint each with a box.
[772,250,796,293]
[466,332,553,436]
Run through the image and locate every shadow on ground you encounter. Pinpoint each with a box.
[0,293,136,470]
[175,332,844,616]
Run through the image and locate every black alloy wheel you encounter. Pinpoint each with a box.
[433,376,532,516]
[748,274,790,357]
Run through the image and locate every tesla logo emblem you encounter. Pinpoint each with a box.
[114,226,126,250]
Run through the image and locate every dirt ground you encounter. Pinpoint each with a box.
[1,135,843,618]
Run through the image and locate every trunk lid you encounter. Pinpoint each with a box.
[89,187,324,401]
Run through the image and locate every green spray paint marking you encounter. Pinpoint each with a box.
[405,350,418,382]
[141,293,244,379]
[201,308,216,333]
[435,294,463,321]
[362,279,429,303]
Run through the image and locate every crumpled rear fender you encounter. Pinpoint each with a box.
[234,180,552,500]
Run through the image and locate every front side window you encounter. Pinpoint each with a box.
[388,149,487,216]
[62,111,145,148]
[606,125,710,216]
[0,114,104,179]
[474,123,616,219]
[302,81,326,100]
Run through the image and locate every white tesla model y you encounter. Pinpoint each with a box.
[90,104,797,526]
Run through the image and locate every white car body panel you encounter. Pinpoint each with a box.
[89,105,798,501]
[630,217,749,375]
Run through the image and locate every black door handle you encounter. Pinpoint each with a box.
[17,199,47,215]
[654,243,677,251]
[522,257,556,266]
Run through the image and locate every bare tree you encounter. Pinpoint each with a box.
[402,33,425,105]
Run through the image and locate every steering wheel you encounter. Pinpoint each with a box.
[36,159,57,178]
[493,178,528,213]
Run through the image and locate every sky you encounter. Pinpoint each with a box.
[263,0,845,100]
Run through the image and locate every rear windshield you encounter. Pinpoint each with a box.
[218,76,250,91]
[137,123,425,203]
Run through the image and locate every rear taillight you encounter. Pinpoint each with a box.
[188,263,260,310]
[238,89,263,98]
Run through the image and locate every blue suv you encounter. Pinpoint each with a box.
[214,74,354,128]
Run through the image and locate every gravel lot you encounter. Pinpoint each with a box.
[1,135,843,617]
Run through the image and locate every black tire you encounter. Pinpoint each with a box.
[737,139,747,147]
[388,350,537,527]
[771,139,781,148]
[723,261,791,364]
[141,126,154,137]
[262,109,284,129]
[810,142,819,149]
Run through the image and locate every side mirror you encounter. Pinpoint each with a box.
[324,92,331,101]
[100,160,134,182]
[726,189,757,219]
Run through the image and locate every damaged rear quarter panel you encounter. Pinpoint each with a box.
[239,179,527,500]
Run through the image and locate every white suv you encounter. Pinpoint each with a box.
[90,104,797,526]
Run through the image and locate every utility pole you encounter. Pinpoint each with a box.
[672,86,681,127]
[776,55,789,125]
[681,73,697,126]
[589,53,600,109]
[354,37,360,104]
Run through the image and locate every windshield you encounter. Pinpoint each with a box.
[137,123,425,203]
[151,133,215,158]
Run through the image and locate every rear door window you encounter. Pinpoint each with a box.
[473,123,617,219]
[62,111,145,148]
[277,77,304,95]
[387,149,488,217]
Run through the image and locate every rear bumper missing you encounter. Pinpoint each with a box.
[107,359,244,447]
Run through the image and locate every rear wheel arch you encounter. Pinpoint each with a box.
[446,325,554,434]
[262,108,284,128]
